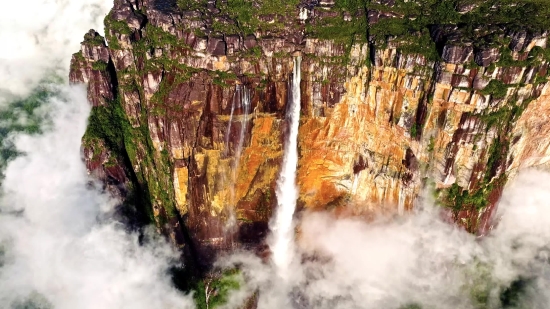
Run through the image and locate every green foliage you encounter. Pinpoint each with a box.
[83,101,125,152]
[335,0,366,13]
[366,1,445,60]
[143,25,179,48]
[246,46,263,58]
[91,60,109,71]
[177,0,208,10]
[494,46,548,68]
[211,70,237,88]
[103,13,132,50]
[480,79,508,99]
[306,14,367,46]
[73,51,85,62]
[369,17,409,39]
[105,13,132,35]
[468,0,550,33]
[0,85,50,177]
[397,30,441,61]
[366,0,550,60]
[443,182,489,212]
[83,31,106,46]
[194,270,242,309]
[83,92,178,222]
[479,106,510,130]
[441,137,510,213]
[303,0,368,52]
[410,123,418,138]
[484,138,509,183]
[430,0,461,24]
[211,0,300,35]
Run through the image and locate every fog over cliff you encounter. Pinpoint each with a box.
[0,1,195,308]
[2,1,550,309]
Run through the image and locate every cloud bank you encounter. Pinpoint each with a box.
[0,0,112,104]
[0,0,195,308]
[216,170,550,309]
[0,85,195,309]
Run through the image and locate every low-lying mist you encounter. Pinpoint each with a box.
[0,1,195,307]
[216,170,550,309]
[0,85,196,309]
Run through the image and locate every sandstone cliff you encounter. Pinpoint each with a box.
[69,0,550,268]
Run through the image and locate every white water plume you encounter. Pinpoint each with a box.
[269,56,302,282]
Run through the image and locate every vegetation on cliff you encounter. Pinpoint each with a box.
[352,0,549,61]
[69,2,550,297]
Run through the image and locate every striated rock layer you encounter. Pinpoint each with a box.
[70,0,550,267]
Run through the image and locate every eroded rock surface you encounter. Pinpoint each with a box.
[70,0,550,266]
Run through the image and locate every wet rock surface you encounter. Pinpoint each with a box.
[70,0,550,267]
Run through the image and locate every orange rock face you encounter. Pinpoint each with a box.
[72,0,550,264]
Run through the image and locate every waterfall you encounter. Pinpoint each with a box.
[235,85,251,165]
[224,89,237,156]
[269,56,301,280]
[225,85,251,231]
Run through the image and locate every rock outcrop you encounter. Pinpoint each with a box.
[70,0,550,267]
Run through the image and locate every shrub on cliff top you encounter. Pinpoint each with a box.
[368,0,550,60]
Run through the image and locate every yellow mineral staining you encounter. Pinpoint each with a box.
[298,100,412,210]
[166,47,550,221]
[213,56,229,71]
[203,150,225,215]
[171,147,184,160]
[233,116,282,203]
[174,167,189,215]
[183,115,284,222]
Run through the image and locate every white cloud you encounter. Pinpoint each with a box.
[0,0,112,103]
[215,170,550,309]
[0,85,195,309]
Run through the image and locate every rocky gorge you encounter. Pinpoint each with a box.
[69,0,550,287]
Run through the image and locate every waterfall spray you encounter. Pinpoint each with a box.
[235,86,251,162]
[269,56,302,281]
[224,88,237,156]
[225,85,251,231]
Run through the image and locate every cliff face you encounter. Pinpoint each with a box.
[70,0,550,265]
